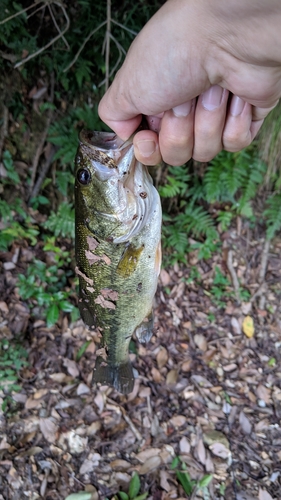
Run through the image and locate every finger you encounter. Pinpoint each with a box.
[252,100,279,121]
[133,130,161,166]
[222,97,253,152]
[156,100,195,166]
[192,86,229,162]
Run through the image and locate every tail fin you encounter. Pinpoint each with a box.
[93,356,135,395]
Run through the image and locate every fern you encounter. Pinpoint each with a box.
[44,202,75,239]
[263,193,281,240]
[158,166,190,198]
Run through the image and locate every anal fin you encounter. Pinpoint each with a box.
[93,356,135,395]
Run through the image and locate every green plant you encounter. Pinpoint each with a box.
[171,456,213,497]
[263,192,281,240]
[0,338,29,412]
[110,472,148,500]
[44,201,75,239]
[17,257,77,327]
[1,150,20,184]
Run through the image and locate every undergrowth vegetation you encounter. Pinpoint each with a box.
[1,0,281,330]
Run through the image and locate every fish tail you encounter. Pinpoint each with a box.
[93,356,135,395]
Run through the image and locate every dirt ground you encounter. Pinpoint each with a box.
[0,223,281,500]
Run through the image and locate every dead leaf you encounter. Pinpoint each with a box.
[179,436,190,454]
[242,316,255,338]
[63,358,80,378]
[170,415,186,428]
[239,411,252,435]
[259,489,273,500]
[231,316,241,334]
[209,442,230,459]
[139,455,162,475]
[196,439,206,465]
[256,384,271,404]
[135,448,161,463]
[39,418,59,444]
[194,333,207,351]
[156,347,168,369]
[77,383,90,396]
[109,459,131,471]
[160,470,171,492]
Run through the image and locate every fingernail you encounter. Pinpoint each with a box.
[136,140,156,157]
[202,85,223,111]
[173,101,192,117]
[230,96,245,116]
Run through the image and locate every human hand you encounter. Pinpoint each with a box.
[98,0,281,166]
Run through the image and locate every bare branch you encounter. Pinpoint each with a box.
[111,19,137,36]
[0,106,9,159]
[14,2,70,69]
[259,239,270,283]
[0,2,40,25]
[48,3,70,51]
[105,0,111,91]
[27,73,55,201]
[63,21,107,73]
[227,249,240,303]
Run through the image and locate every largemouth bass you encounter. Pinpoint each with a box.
[75,130,162,394]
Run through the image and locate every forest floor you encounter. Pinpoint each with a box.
[0,223,281,500]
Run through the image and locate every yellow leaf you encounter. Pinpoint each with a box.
[242,316,255,338]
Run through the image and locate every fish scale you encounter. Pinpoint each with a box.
[75,130,162,394]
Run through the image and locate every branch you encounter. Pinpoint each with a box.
[259,239,270,283]
[0,105,8,159]
[98,33,124,87]
[0,2,40,25]
[227,249,240,303]
[29,145,57,201]
[14,2,70,69]
[111,19,137,36]
[48,3,69,51]
[62,21,107,73]
[104,0,111,91]
[27,73,55,201]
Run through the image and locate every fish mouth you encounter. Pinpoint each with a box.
[79,130,133,159]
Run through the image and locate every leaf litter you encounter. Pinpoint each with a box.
[1,208,281,499]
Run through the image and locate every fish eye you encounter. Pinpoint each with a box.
[77,168,91,185]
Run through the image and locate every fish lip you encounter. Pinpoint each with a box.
[79,129,133,152]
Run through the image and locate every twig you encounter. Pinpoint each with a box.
[98,34,123,87]
[0,2,39,24]
[63,21,107,72]
[28,145,57,202]
[0,105,8,159]
[105,0,111,92]
[226,249,240,303]
[259,239,270,283]
[26,2,47,20]
[111,19,137,36]
[48,3,70,51]
[14,2,70,69]
[107,396,145,445]
[27,73,55,201]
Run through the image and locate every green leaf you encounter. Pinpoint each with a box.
[198,474,213,489]
[64,493,92,500]
[76,341,91,362]
[133,494,148,500]
[176,471,194,495]
[118,493,129,500]
[170,456,180,470]
[46,304,59,327]
[129,473,141,499]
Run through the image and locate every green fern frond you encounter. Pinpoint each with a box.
[263,193,281,240]
[44,202,75,239]
[158,165,190,198]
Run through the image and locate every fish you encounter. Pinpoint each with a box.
[75,129,162,394]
